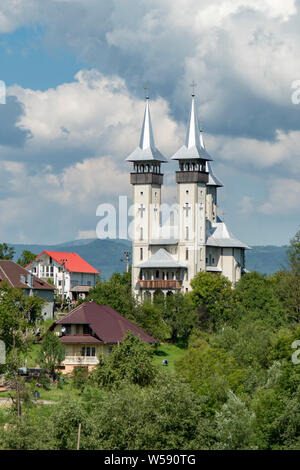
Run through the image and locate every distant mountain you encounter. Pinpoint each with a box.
[8,239,288,279]
[245,245,288,275]
[9,238,131,280]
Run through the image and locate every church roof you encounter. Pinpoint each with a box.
[136,248,187,268]
[171,96,212,161]
[206,220,250,249]
[126,98,168,163]
[206,161,223,187]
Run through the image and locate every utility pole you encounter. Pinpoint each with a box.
[60,259,67,303]
[120,251,131,273]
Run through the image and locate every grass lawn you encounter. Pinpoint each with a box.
[153,343,187,372]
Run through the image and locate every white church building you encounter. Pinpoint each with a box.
[126,92,250,300]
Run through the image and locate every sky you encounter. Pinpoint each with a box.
[0,0,300,246]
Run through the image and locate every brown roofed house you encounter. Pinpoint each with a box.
[0,260,55,320]
[50,300,156,373]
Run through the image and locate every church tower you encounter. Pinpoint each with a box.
[126,95,168,296]
[171,92,213,291]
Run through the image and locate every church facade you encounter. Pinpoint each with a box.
[126,93,250,300]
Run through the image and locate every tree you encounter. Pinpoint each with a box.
[0,283,45,416]
[234,272,286,326]
[0,243,15,260]
[175,336,247,411]
[189,271,233,329]
[287,228,300,274]
[91,332,156,388]
[17,250,36,267]
[163,292,196,345]
[38,330,65,381]
[86,271,136,320]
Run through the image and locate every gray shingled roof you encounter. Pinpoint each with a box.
[136,248,187,268]
[206,221,250,249]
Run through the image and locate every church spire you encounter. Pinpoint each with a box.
[171,93,212,161]
[185,95,202,150]
[139,97,155,151]
[126,96,167,163]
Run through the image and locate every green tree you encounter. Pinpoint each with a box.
[163,292,196,344]
[0,284,44,416]
[189,271,233,329]
[86,271,135,320]
[233,272,286,326]
[175,337,247,411]
[287,228,300,274]
[91,332,156,388]
[17,250,36,267]
[38,330,65,380]
[0,243,15,260]
[214,391,256,450]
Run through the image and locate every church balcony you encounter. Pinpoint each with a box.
[176,171,208,184]
[130,173,163,185]
[139,280,182,289]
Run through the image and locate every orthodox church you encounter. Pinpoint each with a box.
[126,91,250,300]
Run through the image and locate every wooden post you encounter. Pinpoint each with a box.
[77,422,81,450]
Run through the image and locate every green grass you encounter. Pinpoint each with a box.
[153,343,187,372]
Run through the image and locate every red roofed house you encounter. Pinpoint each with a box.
[49,301,156,373]
[26,251,99,302]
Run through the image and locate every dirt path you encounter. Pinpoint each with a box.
[0,397,58,407]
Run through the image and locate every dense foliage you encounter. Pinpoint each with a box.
[0,229,300,449]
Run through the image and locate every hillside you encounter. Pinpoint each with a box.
[8,239,288,279]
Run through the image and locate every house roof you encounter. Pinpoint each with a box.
[27,251,99,274]
[136,248,187,269]
[206,220,251,249]
[60,334,103,344]
[51,301,157,344]
[0,260,55,291]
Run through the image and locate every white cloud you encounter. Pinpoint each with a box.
[259,178,300,214]
[238,196,254,215]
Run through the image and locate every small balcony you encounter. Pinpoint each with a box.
[63,356,99,365]
[139,280,182,289]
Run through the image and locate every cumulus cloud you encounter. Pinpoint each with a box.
[259,178,300,214]
[7,69,182,169]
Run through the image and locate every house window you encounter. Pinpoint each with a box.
[83,325,92,335]
[185,248,189,260]
[140,248,143,260]
[86,347,91,357]
[64,325,71,335]
[156,270,159,279]
[91,347,96,357]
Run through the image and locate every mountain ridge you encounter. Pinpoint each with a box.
[7,239,288,279]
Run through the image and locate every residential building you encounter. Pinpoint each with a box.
[26,251,99,301]
[126,93,250,300]
[0,260,55,319]
[50,300,156,373]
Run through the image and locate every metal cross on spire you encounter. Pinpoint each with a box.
[190,80,197,97]
[144,84,150,100]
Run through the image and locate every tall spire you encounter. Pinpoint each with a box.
[139,97,155,151]
[126,96,167,163]
[185,95,202,150]
[171,93,212,161]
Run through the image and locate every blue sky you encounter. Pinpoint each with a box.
[0,0,299,246]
